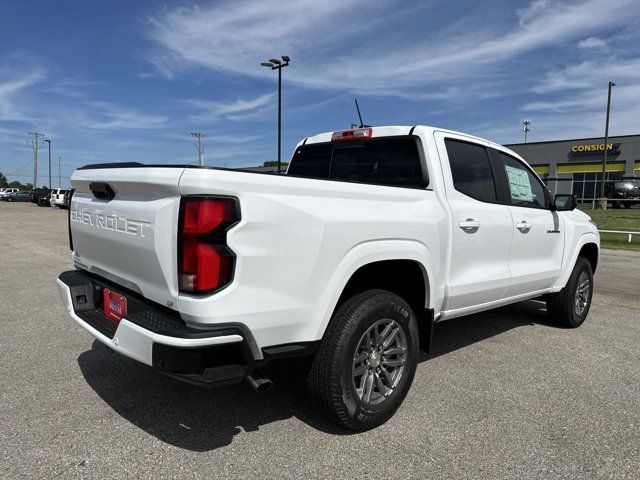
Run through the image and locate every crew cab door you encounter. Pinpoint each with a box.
[489,148,564,295]
[434,132,513,310]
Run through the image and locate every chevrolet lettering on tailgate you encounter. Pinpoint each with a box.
[71,208,151,238]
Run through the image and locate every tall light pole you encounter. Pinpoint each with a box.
[58,156,62,188]
[261,55,290,174]
[44,139,52,189]
[191,132,205,166]
[522,119,532,143]
[599,81,616,199]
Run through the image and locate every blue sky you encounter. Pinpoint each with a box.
[1,0,640,186]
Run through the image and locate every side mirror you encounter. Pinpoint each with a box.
[554,194,577,211]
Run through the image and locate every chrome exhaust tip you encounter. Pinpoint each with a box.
[247,368,273,392]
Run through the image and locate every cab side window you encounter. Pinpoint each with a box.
[445,139,497,202]
[493,151,547,209]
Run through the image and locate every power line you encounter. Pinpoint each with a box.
[5,159,34,176]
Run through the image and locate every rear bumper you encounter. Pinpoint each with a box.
[57,270,255,387]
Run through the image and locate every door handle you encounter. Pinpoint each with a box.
[516,220,531,233]
[458,219,480,233]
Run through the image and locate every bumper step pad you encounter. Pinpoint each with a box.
[58,269,255,387]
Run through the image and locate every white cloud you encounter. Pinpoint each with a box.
[148,0,640,95]
[506,59,640,142]
[43,78,107,98]
[80,101,169,130]
[531,57,640,95]
[0,69,45,121]
[206,134,264,143]
[577,36,608,49]
[185,93,275,121]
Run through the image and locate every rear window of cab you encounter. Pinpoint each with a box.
[287,136,428,189]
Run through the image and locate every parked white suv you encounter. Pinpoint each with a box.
[50,188,68,208]
[57,126,599,431]
[0,188,19,198]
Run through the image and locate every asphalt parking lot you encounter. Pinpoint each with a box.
[1,202,639,479]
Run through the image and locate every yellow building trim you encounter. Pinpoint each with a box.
[532,165,550,174]
[635,161,640,170]
[557,162,626,174]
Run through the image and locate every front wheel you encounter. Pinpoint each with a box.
[307,289,419,431]
[546,257,594,328]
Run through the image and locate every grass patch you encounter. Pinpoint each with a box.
[579,207,640,251]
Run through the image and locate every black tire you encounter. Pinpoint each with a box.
[545,257,594,328]
[612,200,621,209]
[307,289,419,431]
[623,202,632,209]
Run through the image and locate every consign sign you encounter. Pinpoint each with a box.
[571,143,620,154]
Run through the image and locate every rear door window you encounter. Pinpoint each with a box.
[445,139,497,202]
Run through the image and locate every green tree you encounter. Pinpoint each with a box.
[0,172,33,190]
[262,160,289,167]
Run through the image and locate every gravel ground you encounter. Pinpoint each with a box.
[1,202,639,479]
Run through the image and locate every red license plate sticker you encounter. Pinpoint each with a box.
[103,288,127,323]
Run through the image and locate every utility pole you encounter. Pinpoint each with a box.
[522,119,532,143]
[191,132,205,166]
[44,139,52,189]
[27,132,44,188]
[58,156,61,188]
[261,56,290,174]
[599,81,616,200]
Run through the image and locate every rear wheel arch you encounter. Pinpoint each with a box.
[336,260,428,313]
[330,259,432,351]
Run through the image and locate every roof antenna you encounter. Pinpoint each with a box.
[354,98,366,128]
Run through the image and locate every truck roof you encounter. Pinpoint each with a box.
[302,125,497,149]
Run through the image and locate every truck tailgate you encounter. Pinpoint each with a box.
[70,167,185,309]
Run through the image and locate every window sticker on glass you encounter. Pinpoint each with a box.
[504,165,533,202]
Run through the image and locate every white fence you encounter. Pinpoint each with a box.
[599,230,639,243]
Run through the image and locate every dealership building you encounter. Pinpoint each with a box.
[506,134,640,200]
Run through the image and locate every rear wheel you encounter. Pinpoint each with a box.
[612,200,621,209]
[307,289,419,431]
[623,202,632,209]
[546,257,593,328]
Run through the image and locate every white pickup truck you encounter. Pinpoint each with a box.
[57,125,599,431]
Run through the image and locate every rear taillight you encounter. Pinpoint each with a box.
[178,196,240,294]
[331,127,372,143]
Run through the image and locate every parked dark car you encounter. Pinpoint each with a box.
[605,180,640,208]
[29,188,50,204]
[37,191,52,207]
[3,191,30,202]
